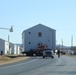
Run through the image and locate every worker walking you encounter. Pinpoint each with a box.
[57,49,61,58]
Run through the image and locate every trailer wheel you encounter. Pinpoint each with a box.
[43,56,45,58]
[51,56,54,59]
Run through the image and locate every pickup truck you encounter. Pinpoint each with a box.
[43,49,54,58]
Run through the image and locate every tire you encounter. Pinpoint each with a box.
[43,56,45,58]
[51,56,54,58]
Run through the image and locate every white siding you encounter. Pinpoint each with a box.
[0,39,10,54]
[17,46,20,54]
[5,41,9,54]
[0,38,21,55]
[14,45,21,54]
[22,32,25,52]
[9,43,14,54]
[22,24,56,51]
[0,39,5,54]
[14,45,17,54]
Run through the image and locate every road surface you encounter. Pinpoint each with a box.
[0,55,76,75]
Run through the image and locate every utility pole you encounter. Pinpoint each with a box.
[62,39,63,50]
[71,35,73,47]
[8,35,10,54]
[70,35,73,51]
[8,35,10,42]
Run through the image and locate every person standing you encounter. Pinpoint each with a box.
[1,51,3,56]
[57,49,61,58]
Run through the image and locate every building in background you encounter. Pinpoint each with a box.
[22,24,56,52]
[0,38,9,54]
[0,38,21,55]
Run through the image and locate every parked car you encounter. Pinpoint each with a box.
[43,49,54,58]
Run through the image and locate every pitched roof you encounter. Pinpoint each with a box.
[22,23,56,34]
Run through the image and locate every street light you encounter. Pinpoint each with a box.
[0,26,13,32]
[9,26,13,32]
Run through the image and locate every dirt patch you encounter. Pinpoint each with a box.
[0,55,29,65]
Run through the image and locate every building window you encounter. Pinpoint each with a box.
[29,42,31,44]
[29,32,31,34]
[38,43,40,46]
[38,32,42,37]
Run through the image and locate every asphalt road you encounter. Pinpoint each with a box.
[0,55,76,75]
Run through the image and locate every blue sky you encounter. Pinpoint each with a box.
[0,0,76,46]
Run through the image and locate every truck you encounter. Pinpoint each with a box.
[22,44,48,56]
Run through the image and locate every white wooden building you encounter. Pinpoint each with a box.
[14,44,21,54]
[0,38,21,55]
[0,38,9,54]
[22,24,56,52]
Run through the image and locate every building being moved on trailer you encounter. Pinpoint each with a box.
[22,24,56,56]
